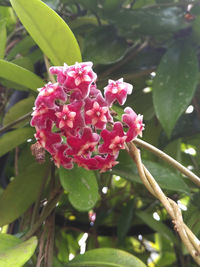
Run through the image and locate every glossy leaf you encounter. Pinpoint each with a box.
[0,59,44,91]
[153,41,199,137]
[66,248,147,267]
[59,166,99,211]
[0,236,37,267]
[113,151,190,193]
[83,26,128,64]
[10,0,82,65]
[3,96,35,128]
[103,7,188,38]
[0,162,48,226]
[0,21,6,59]
[0,127,34,157]
[0,234,22,252]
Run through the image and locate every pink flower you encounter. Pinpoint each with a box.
[85,94,113,129]
[35,82,67,109]
[31,106,57,129]
[104,78,133,106]
[31,62,144,173]
[99,122,127,155]
[74,154,118,173]
[49,64,68,84]
[122,107,144,142]
[35,129,62,154]
[55,101,84,135]
[50,62,97,98]
[67,127,100,156]
[53,144,73,169]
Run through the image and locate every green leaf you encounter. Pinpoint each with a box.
[152,41,199,137]
[10,0,82,65]
[117,199,135,243]
[6,35,36,60]
[12,57,34,72]
[0,127,34,157]
[113,151,190,194]
[0,236,37,267]
[0,234,22,252]
[66,248,147,267]
[0,127,35,156]
[83,26,128,64]
[3,96,35,128]
[0,21,6,59]
[0,59,44,91]
[0,162,48,226]
[59,166,99,211]
[103,7,188,38]
[136,211,177,244]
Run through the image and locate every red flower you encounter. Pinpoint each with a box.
[85,94,113,129]
[104,78,133,106]
[35,82,67,109]
[55,101,84,135]
[31,106,57,129]
[74,154,118,173]
[99,122,126,155]
[67,127,100,156]
[31,62,144,172]
[122,107,144,142]
[53,144,73,169]
[50,62,97,98]
[35,129,62,154]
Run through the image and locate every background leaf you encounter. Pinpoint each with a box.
[0,21,6,59]
[0,162,48,226]
[0,236,37,267]
[113,151,190,194]
[152,41,199,137]
[117,199,135,243]
[66,248,147,267]
[83,26,128,64]
[59,166,99,211]
[0,127,34,157]
[0,59,44,91]
[10,0,81,65]
[0,234,22,252]
[3,96,35,128]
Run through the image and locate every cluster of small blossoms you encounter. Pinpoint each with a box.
[31,62,144,173]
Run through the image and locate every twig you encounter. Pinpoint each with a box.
[0,111,32,134]
[127,142,200,265]
[22,188,63,241]
[100,39,149,78]
[44,55,56,83]
[134,138,200,187]
[30,167,50,229]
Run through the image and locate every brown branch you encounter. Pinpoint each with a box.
[127,142,200,265]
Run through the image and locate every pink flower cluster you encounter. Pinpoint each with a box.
[31,62,144,172]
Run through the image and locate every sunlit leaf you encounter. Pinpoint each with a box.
[66,248,147,267]
[0,59,44,91]
[10,0,82,65]
[0,236,37,267]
